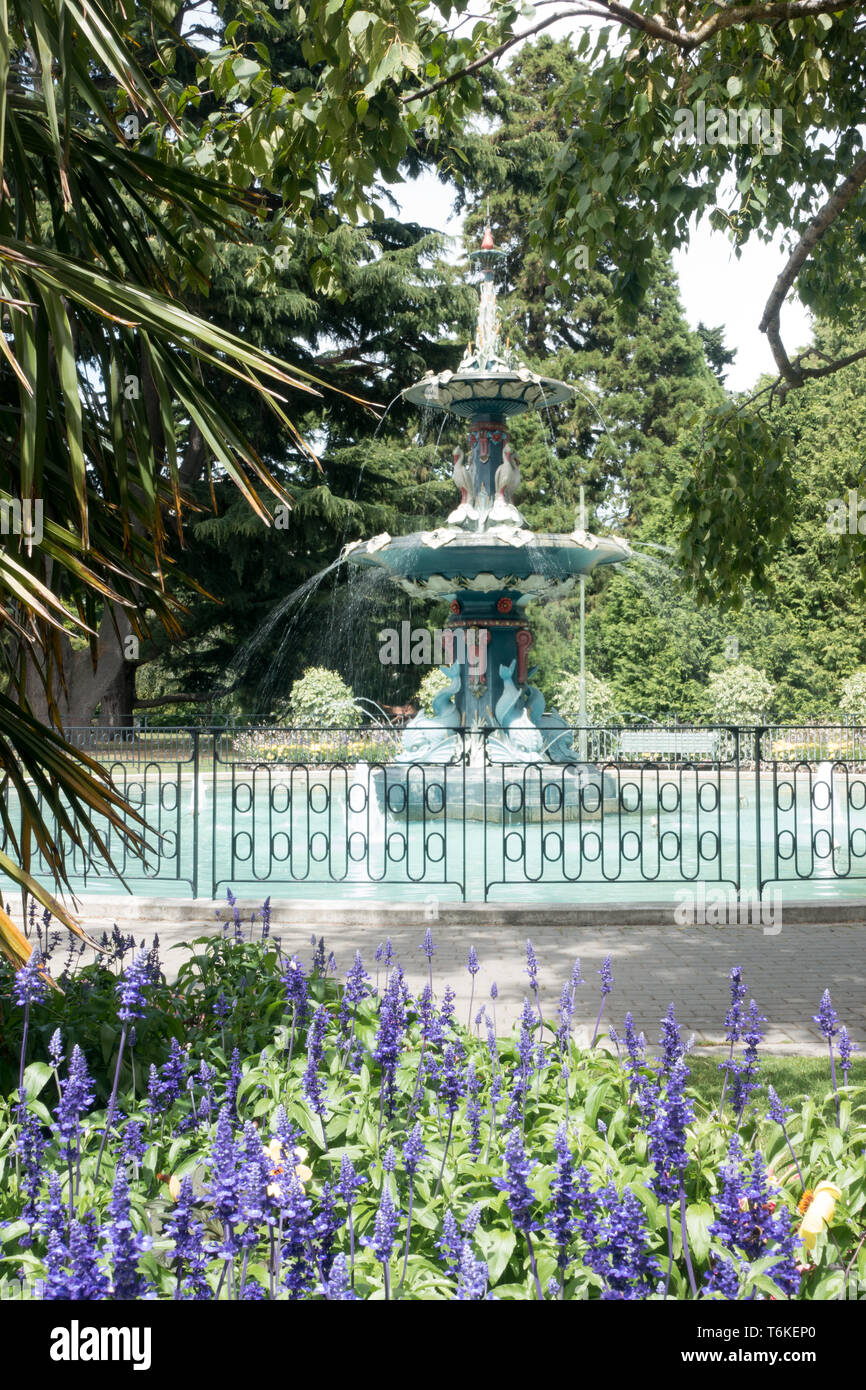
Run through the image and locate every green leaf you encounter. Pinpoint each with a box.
[476,1226,516,1283]
[685,1201,714,1263]
[232,57,261,82]
[21,1061,54,1099]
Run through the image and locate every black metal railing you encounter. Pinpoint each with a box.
[4,724,866,901]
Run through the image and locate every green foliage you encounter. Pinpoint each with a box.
[675,405,794,607]
[705,663,775,723]
[550,670,618,724]
[286,667,361,728]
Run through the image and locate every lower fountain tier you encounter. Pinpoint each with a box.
[343,527,630,601]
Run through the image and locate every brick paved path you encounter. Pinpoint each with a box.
[133,915,865,1055]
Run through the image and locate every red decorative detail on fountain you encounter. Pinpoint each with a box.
[515,628,534,684]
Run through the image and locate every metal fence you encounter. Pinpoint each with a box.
[7,725,866,901]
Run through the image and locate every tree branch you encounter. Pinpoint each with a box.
[759,146,866,386]
[401,9,600,104]
[402,0,861,103]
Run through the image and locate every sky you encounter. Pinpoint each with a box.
[392,169,813,394]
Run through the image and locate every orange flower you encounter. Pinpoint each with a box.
[798,1190,814,1216]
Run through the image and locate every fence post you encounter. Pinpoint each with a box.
[732,725,741,892]
[191,727,199,898]
[754,724,765,896]
[212,727,220,899]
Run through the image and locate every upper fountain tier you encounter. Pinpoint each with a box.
[343,227,630,597]
[403,225,573,419]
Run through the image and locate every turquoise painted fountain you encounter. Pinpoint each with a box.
[342,226,630,778]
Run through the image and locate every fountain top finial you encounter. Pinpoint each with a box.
[401,208,574,416]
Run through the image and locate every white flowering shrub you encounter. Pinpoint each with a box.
[551,670,618,724]
[416,667,451,716]
[704,664,775,723]
[286,667,361,728]
[840,669,866,721]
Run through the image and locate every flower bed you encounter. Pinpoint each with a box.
[231,729,397,765]
[0,908,862,1301]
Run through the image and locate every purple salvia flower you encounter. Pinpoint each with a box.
[364,1186,401,1297]
[547,1122,579,1278]
[116,948,150,1024]
[311,1181,342,1279]
[598,954,613,997]
[322,1252,357,1301]
[767,1085,790,1126]
[439,984,456,1035]
[15,1103,45,1246]
[165,1176,210,1300]
[12,948,48,1093]
[436,1209,462,1277]
[12,947,49,1008]
[373,969,406,1121]
[839,1027,856,1080]
[456,1240,488,1300]
[281,1171,315,1300]
[462,1203,483,1237]
[592,1185,661,1300]
[525,939,538,993]
[225,1047,242,1118]
[48,1028,64,1070]
[495,1127,542,1298]
[302,1006,329,1147]
[312,936,326,976]
[466,945,480,1029]
[105,1162,152,1298]
[557,982,575,1057]
[439,1043,465,1116]
[466,1059,483,1159]
[590,956,614,1047]
[208,1104,240,1258]
[704,1137,799,1299]
[55,1045,95,1164]
[402,1123,427,1176]
[813,989,840,1041]
[659,1002,684,1073]
[731,999,766,1119]
[495,1127,538,1234]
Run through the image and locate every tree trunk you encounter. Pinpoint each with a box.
[96,659,138,728]
[23,604,134,729]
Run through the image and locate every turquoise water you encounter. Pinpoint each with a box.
[20,764,866,904]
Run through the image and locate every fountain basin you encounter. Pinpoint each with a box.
[344,528,631,601]
[371,762,620,821]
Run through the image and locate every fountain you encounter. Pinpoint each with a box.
[342,226,631,816]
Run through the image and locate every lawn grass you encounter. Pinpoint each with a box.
[686,1054,866,1112]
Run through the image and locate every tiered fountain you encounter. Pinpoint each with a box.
[343,227,631,813]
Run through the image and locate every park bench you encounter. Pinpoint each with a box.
[615,729,719,762]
